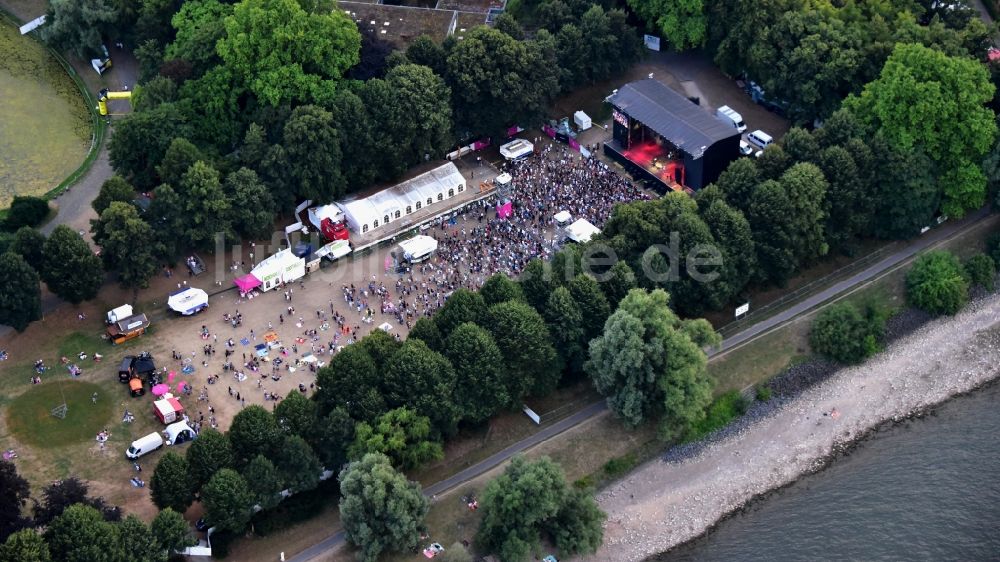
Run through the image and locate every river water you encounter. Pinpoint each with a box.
[659,382,1000,562]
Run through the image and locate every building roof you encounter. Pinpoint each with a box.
[337,162,466,228]
[607,79,739,157]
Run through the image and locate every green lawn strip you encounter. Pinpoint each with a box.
[6,380,113,448]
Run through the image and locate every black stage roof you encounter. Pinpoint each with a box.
[607,79,738,157]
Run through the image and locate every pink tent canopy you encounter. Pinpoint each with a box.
[234,273,261,292]
[151,384,169,396]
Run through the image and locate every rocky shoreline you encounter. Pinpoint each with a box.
[578,293,1000,562]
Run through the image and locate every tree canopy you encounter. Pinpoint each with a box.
[0,253,41,332]
[906,250,969,315]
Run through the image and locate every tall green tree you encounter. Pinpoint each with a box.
[383,340,459,436]
[282,105,344,205]
[227,405,280,466]
[150,508,195,556]
[241,455,283,510]
[405,35,447,76]
[485,301,563,399]
[274,435,322,493]
[44,505,123,562]
[92,203,158,290]
[906,250,969,315]
[314,345,384,421]
[41,0,119,58]
[41,226,103,304]
[810,302,884,364]
[406,317,443,351]
[434,288,487,337]
[150,452,194,514]
[0,253,41,332]
[118,515,159,562]
[185,429,234,493]
[544,488,606,556]
[0,529,50,562]
[339,453,429,562]
[566,274,611,343]
[217,0,360,106]
[274,391,318,440]
[92,176,135,217]
[146,184,186,260]
[224,168,275,241]
[165,0,232,78]
[384,64,454,166]
[109,104,192,190]
[444,322,510,422]
[480,273,525,306]
[711,157,759,211]
[846,42,997,217]
[201,469,254,533]
[156,138,204,188]
[312,407,355,471]
[177,161,232,249]
[600,260,637,309]
[349,408,443,470]
[543,287,586,373]
[699,197,756,301]
[627,0,706,51]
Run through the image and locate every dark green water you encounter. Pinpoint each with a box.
[660,383,1000,562]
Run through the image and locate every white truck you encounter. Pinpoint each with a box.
[716,105,747,133]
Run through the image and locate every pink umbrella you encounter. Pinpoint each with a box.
[167,371,176,383]
[177,381,188,392]
[151,384,169,396]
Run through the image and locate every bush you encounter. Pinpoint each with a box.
[906,250,969,315]
[810,301,885,363]
[756,385,772,402]
[964,253,996,291]
[602,453,638,479]
[573,475,596,490]
[4,196,50,230]
[686,391,748,441]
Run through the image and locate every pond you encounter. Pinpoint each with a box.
[0,18,91,208]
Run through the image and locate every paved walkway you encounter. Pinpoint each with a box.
[287,207,994,562]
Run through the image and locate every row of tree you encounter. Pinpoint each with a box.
[0,464,193,562]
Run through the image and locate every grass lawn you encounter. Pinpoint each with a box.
[6,380,113,448]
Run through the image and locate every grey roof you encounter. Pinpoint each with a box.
[607,79,739,157]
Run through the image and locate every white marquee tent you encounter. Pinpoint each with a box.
[337,163,467,234]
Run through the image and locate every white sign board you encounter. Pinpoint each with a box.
[522,405,541,425]
[644,34,661,51]
[735,302,750,317]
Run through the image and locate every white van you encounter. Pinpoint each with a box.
[716,106,747,133]
[126,432,164,459]
[739,140,753,156]
[747,130,773,149]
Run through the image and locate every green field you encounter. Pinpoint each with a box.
[0,18,90,208]
[6,380,113,448]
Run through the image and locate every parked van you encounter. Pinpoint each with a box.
[126,432,164,459]
[739,140,753,156]
[747,130,773,149]
[716,106,747,133]
[118,356,135,383]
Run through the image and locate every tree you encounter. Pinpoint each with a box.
[586,289,713,434]
[118,515,159,562]
[0,529,50,562]
[177,161,232,249]
[40,226,103,304]
[150,452,194,514]
[241,455,283,510]
[0,461,30,542]
[217,0,360,106]
[384,340,459,436]
[339,453,429,562]
[711,157,759,210]
[906,250,969,315]
[777,163,829,266]
[444,322,510,422]
[434,288,487,337]
[965,253,996,291]
[41,0,119,59]
[384,64,454,166]
[816,145,872,252]
[780,127,820,163]
[150,508,195,556]
[810,302,883,364]
[272,435,322,493]
[754,144,792,182]
[227,405,280,465]
[4,197,50,230]
[156,138,203,188]
[92,176,135,217]
[224,168,275,241]
[348,26,394,80]
[349,408,443,471]
[274,391,318,439]
[566,274,611,343]
[600,260,637,309]
[518,259,554,311]
[544,488,605,556]
[406,35,447,76]
[0,253,41,332]
[407,317,443,351]
[627,0,706,51]
[146,184,186,260]
[92,203,158,290]
[282,105,344,205]
[543,287,586,373]
[446,27,558,136]
[479,273,525,306]
[109,104,193,190]
[185,429,234,492]
[485,301,562,399]
[314,345,383,421]
[846,43,997,217]
[165,0,232,78]
[44,505,122,562]
[201,469,254,534]
[312,407,355,471]
[871,142,940,239]
[31,478,118,527]
[699,197,756,301]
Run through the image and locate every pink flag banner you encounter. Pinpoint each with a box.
[542,125,557,138]
[568,138,581,151]
[497,201,513,219]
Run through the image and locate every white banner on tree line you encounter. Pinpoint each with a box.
[644,34,661,51]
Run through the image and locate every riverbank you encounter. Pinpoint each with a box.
[579,292,1000,562]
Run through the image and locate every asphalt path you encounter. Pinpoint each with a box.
[288,208,993,562]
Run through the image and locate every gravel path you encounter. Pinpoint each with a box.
[581,293,1000,562]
